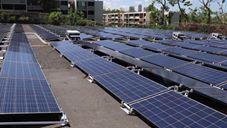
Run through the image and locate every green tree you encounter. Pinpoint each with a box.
[168,0,192,23]
[199,0,215,24]
[154,0,169,25]
[48,12,62,25]
[148,2,160,24]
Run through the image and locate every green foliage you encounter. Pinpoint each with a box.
[9,16,16,22]
[168,0,192,23]
[148,2,160,24]
[18,16,29,22]
[153,0,169,25]
[48,12,62,25]
[67,9,84,25]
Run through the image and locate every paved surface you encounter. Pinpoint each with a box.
[23,25,150,128]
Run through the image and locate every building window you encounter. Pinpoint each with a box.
[88,10,94,15]
[61,1,68,6]
[88,2,94,6]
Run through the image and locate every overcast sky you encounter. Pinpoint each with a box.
[102,0,227,12]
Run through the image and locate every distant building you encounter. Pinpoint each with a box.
[103,12,150,26]
[70,0,103,24]
[0,0,69,14]
[138,4,142,12]
[129,6,135,12]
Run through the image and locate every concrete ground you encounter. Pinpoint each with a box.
[23,25,151,128]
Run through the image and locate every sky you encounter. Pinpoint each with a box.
[103,0,227,13]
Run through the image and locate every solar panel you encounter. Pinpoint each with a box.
[187,52,227,63]
[76,58,125,76]
[0,28,64,125]
[94,70,167,103]
[184,40,207,45]
[52,41,99,64]
[31,25,60,41]
[127,40,153,47]
[164,47,198,56]
[173,63,227,86]
[141,54,189,69]
[143,43,170,51]
[195,46,226,54]
[120,47,156,58]
[131,91,227,128]
[175,42,201,49]
[158,40,181,46]
[220,50,227,56]
[95,40,133,51]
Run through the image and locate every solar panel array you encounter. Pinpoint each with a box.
[51,41,227,128]
[41,25,94,40]
[128,40,227,68]
[0,25,64,125]
[31,25,60,41]
[94,40,227,90]
[0,23,12,41]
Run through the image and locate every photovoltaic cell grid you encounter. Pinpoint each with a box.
[52,41,99,64]
[120,47,156,58]
[51,41,167,103]
[131,91,227,128]
[52,41,227,128]
[95,40,133,51]
[141,54,190,69]
[31,25,60,41]
[0,29,62,122]
[128,40,227,66]
[173,63,227,86]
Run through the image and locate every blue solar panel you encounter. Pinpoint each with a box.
[173,63,227,86]
[141,54,189,69]
[143,43,170,51]
[0,28,62,124]
[195,46,226,54]
[120,47,156,58]
[185,40,208,45]
[94,70,166,103]
[158,40,181,46]
[52,41,99,64]
[175,42,201,49]
[127,40,153,47]
[76,58,125,76]
[80,33,94,40]
[95,40,133,51]
[164,47,198,56]
[31,25,60,41]
[187,52,227,63]
[131,91,227,128]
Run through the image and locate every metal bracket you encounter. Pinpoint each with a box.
[60,113,70,127]
[102,56,113,61]
[120,102,134,115]
[168,85,180,92]
[180,89,193,97]
[127,66,143,75]
[87,75,94,83]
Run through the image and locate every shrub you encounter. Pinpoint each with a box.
[48,12,62,25]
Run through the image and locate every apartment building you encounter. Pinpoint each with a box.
[103,12,150,26]
[0,0,69,14]
[71,0,103,24]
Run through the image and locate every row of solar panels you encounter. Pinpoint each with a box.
[158,40,227,56]
[31,25,61,41]
[0,25,66,126]
[127,40,227,68]
[94,40,227,89]
[87,40,227,104]
[74,26,210,40]
[51,41,226,128]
